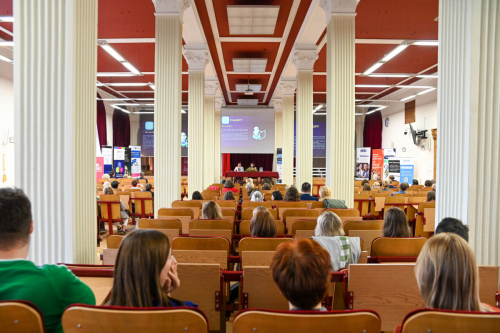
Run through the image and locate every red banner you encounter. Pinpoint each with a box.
[371,149,384,181]
[96,157,104,183]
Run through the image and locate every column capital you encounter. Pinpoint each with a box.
[152,0,190,15]
[215,97,225,110]
[183,45,209,71]
[319,0,359,19]
[280,79,297,96]
[205,79,219,96]
[271,99,283,110]
[291,46,319,73]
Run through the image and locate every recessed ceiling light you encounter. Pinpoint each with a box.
[237,99,259,106]
[0,16,14,22]
[416,87,437,95]
[381,44,409,62]
[363,62,384,75]
[414,41,439,46]
[111,105,131,113]
[97,73,137,77]
[400,95,416,102]
[235,84,262,93]
[0,41,14,47]
[233,59,268,73]
[396,85,435,89]
[355,84,391,88]
[313,104,323,113]
[227,6,280,35]
[0,54,13,64]
[98,40,143,76]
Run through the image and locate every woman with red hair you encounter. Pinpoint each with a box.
[270,239,332,311]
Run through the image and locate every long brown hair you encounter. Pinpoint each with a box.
[107,230,176,307]
[202,201,223,219]
[250,211,277,237]
[383,207,412,237]
[284,187,300,201]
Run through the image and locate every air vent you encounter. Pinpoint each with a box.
[227,6,280,35]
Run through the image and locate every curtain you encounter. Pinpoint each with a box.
[96,93,107,149]
[230,154,274,172]
[222,153,231,175]
[112,108,130,147]
[363,110,383,150]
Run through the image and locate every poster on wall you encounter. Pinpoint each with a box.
[355,147,371,180]
[130,146,141,177]
[382,148,396,180]
[400,158,415,184]
[102,146,113,174]
[113,147,126,178]
[294,122,327,157]
[371,149,384,181]
[276,148,283,183]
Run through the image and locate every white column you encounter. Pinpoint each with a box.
[14,0,97,264]
[185,46,208,193]
[214,97,224,183]
[437,0,500,265]
[272,99,283,171]
[152,0,188,212]
[320,0,358,208]
[292,47,318,188]
[280,80,296,186]
[203,79,218,188]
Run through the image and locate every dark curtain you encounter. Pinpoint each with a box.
[363,110,383,150]
[96,93,107,149]
[230,154,274,171]
[113,108,130,147]
[222,153,231,175]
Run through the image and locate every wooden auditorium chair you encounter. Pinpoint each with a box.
[282,209,319,233]
[215,200,237,210]
[241,208,278,220]
[64,265,114,305]
[371,192,392,216]
[239,219,285,236]
[290,219,317,239]
[368,237,427,263]
[137,218,182,242]
[0,301,46,333]
[171,236,230,270]
[275,202,307,219]
[189,219,233,240]
[343,220,384,256]
[414,202,435,238]
[129,191,154,223]
[157,208,194,234]
[326,208,362,223]
[97,194,122,236]
[102,235,125,265]
[172,200,203,220]
[241,201,272,210]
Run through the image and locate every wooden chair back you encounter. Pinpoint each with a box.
[172,200,202,220]
[107,235,125,249]
[354,193,371,216]
[241,208,278,221]
[415,202,435,238]
[242,201,272,210]
[138,219,181,242]
[371,192,392,214]
[210,183,224,190]
[157,208,194,234]
[171,236,230,255]
[343,220,384,235]
[62,304,208,333]
[384,196,408,218]
[282,209,319,234]
[66,266,114,304]
[326,208,362,223]
[215,201,237,209]
[275,202,307,218]
[370,237,427,258]
[274,184,287,191]
[0,301,45,333]
[201,195,217,201]
[99,195,121,220]
[202,190,220,197]
[241,267,289,310]
[189,219,232,239]
[221,208,235,223]
[130,191,153,215]
[291,220,317,239]
[409,185,424,191]
[239,237,293,253]
[344,220,384,254]
[264,192,274,201]
[233,309,381,333]
[239,220,285,236]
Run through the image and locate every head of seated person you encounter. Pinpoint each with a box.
[381,180,390,189]
[250,211,276,237]
[250,191,263,202]
[427,190,436,202]
[399,182,409,192]
[252,206,268,216]
[432,183,436,191]
[131,179,139,187]
[262,178,272,186]
[224,180,235,189]
[103,186,114,195]
[412,179,419,185]
[362,183,371,191]
[107,229,188,307]
[314,211,345,237]
[301,182,312,194]
[140,172,145,178]
[284,187,300,202]
[108,171,115,178]
[372,182,380,188]
[415,233,494,312]
[271,190,283,201]
[192,191,203,200]
[271,239,332,311]
[144,183,153,192]
[383,207,412,237]
[202,201,222,219]
[102,174,110,180]
[111,180,119,189]
[424,180,432,187]
[389,175,395,183]
[318,186,332,201]
[223,191,235,200]
[435,217,469,242]
[361,179,370,186]
[103,181,111,188]
[262,183,271,191]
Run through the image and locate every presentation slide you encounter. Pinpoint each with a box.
[221,108,275,154]
[293,121,327,157]
[140,114,189,157]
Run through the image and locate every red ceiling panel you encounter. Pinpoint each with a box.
[214,0,293,38]
[221,42,281,72]
[0,0,13,41]
[98,0,155,39]
[380,45,438,73]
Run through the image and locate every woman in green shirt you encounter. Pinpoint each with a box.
[245,163,257,172]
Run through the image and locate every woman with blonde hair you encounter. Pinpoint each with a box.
[202,201,223,219]
[319,186,347,208]
[103,181,111,188]
[414,233,499,312]
[250,191,263,202]
[314,211,345,237]
[378,180,391,192]
[318,186,333,201]
[245,182,254,196]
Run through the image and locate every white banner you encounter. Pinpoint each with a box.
[355,147,371,180]
[102,145,113,174]
[129,146,142,178]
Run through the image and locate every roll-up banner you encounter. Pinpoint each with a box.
[129,146,142,178]
[387,157,414,183]
[355,147,371,180]
[276,148,283,183]
[113,147,126,178]
[102,145,113,175]
[371,149,384,181]
[383,148,396,180]
[124,147,131,177]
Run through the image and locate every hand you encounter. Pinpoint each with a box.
[164,256,180,293]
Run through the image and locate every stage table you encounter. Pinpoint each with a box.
[224,171,279,185]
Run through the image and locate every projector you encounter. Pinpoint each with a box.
[244,89,254,96]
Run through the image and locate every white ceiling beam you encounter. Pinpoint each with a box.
[219,37,283,42]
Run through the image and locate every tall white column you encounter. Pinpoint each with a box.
[203,79,218,188]
[293,47,318,189]
[185,46,208,193]
[280,80,296,186]
[437,0,500,265]
[320,0,358,208]
[14,0,97,264]
[214,97,224,183]
[272,99,283,171]
[152,0,188,212]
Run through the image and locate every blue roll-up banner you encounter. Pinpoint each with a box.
[113,147,125,178]
[102,145,113,175]
[400,158,415,184]
[130,146,142,178]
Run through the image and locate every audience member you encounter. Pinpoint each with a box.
[192,191,203,200]
[271,239,332,311]
[427,191,435,202]
[383,207,412,237]
[250,211,277,237]
[138,172,148,183]
[233,162,244,172]
[246,178,254,186]
[252,206,268,216]
[261,183,272,191]
[245,183,254,196]
[202,201,223,219]
[424,180,432,187]
[388,175,397,188]
[379,180,391,192]
[312,211,361,271]
[103,186,128,234]
[106,229,195,308]
[361,179,369,186]
[108,171,115,178]
[362,183,371,191]
[222,180,239,194]
[262,178,273,186]
[111,180,119,189]
[435,218,469,242]
[103,181,111,188]
[130,179,143,189]
[0,188,95,333]
[222,191,235,201]
[284,187,300,202]
[372,182,380,188]
[102,174,110,180]
[271,190,283,201]
[412,179,419,185]
[246,163,257,172]
[250,191,263,202]
[143,183,154,199]
[432,183,436,191]
[414,233,498,312]
[319,186,347,209]
[391,182,409,196]
[300,182,318,201]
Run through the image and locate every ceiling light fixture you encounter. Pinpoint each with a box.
[98,40,143,76]
[97,72,137,77]
[400,95,416,102]
[0,16,14,22]
[244,76,254,95]
[355,84,392,88]
[355,105,387,108]
[368,74,410,78]
[355,113,364,116]
[100,83,150,87]
[149,83,155,90]
[97,98,131,101]
[416,87,437,95]
[414,41,439,46]
[396,85,435,89]
[416,74,439,78]
[363,62,384,75]
[362,41,413,75]
[313,104,324,113]
[0,41,14,47]
[0,54,13,64]
[111,105,131,113]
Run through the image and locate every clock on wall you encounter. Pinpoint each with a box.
[385,117,390,127]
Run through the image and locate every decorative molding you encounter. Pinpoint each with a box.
[280,80,297,96]
[215,97,225,110]
[319,0,359,19]
[271,99,283,110]
[291,48,319,73]
[152,0,190,14]
[205,81,219,95]
[183,48,209,71]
